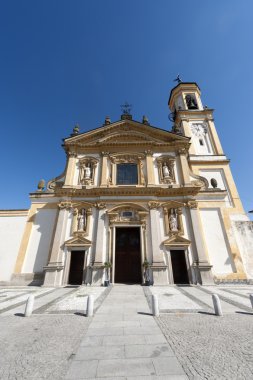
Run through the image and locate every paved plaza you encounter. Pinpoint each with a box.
[0,284,253,379]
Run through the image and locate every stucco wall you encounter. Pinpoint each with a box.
[22,209,57,273]
[199,208,233,275]
[0,215,27,281]
[232,220,253,279]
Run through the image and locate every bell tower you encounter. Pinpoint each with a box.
[168,82,224,157]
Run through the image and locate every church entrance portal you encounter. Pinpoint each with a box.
[68,251,85,285]
[170,250,189,284]
[115,227,142,284]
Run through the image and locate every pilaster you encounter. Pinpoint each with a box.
[148,201,168,285]
[100,152,109,187]
[91,202,107,285]
[145,150,155,186]
[43,201,71,286]
[64,151,77,187]
[177,148,191,185]
[187,201,214,285]
[206,119,224,155]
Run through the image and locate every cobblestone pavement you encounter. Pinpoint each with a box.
[0,315,91,380]
[1,285,253,379]
[156,313,253,380]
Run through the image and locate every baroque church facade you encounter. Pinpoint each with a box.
[1,82,253,286]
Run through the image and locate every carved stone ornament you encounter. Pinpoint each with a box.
[177,148,187,155]
[71,206,92,236]
[187,200,198,209]
[101,151,110,157]
[108,153,146,186]
[189,171,209,190]
[78,156,99,186]
[47,171,65,191]
[156,156,175,184]
[107,207,148,227]
[190,123,208,138]
[163,206,184,237]
[148,201,161,210]
[58,201,72,210]
[144,150,153,156]
[95,202,107,210]
[68,150,77,158]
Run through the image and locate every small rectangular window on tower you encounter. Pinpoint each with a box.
[199,139,204,146]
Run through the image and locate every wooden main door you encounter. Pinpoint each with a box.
[68,251,85,285]
[115,227,142,284]
[170,250,189,284]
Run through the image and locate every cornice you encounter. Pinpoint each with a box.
[53,185,201,198]
[175,109,214,123]
[0,209,29,217]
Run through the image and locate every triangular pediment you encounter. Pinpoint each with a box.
[65,235,92,247]
[163,234,191,247]
[64,119,189,149]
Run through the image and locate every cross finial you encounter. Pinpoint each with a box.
[121,101,132,115]
[173,74,182,84]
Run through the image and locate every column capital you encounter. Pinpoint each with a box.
[187,200,198,209]
[95,202,107,210]
[58,201,72,210]
[67,151,77,158]
[101,151,110,157]
[144,149,153,156]
[177,147,187,155]
[148,201,161,210]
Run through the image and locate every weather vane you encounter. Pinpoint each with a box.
[121,101,132,115]
[173,74,182,84]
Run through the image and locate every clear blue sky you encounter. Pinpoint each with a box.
[0,0,252,217]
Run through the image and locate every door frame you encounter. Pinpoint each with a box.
[168,248,192,284]
[63,247,87,285]
[111,225,145,284]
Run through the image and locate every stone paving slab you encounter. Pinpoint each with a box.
[66,285,186,380]
[47,286,107,312]
[1,287,74,316]
[148,286,202,311]
[207,286,253,309]
[124,343,174,358]
[0,287,55,314]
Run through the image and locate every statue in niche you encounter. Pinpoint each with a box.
[162,162,171,178]
[84,163,91,179]
[79,162,92,184]
[77,209,87,231]
[185,94,198,110]
[169,209,178,232]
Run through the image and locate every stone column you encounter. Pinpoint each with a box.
[145,150,155,186]
[100,152,109,187]
[64,151,77,187]
[91,203,107,285]
[177,148,190,185]
[188,201,214,285]
[148,201,168,285]
[43,201,71,286]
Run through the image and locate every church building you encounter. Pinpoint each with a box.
[1,82,253,286]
